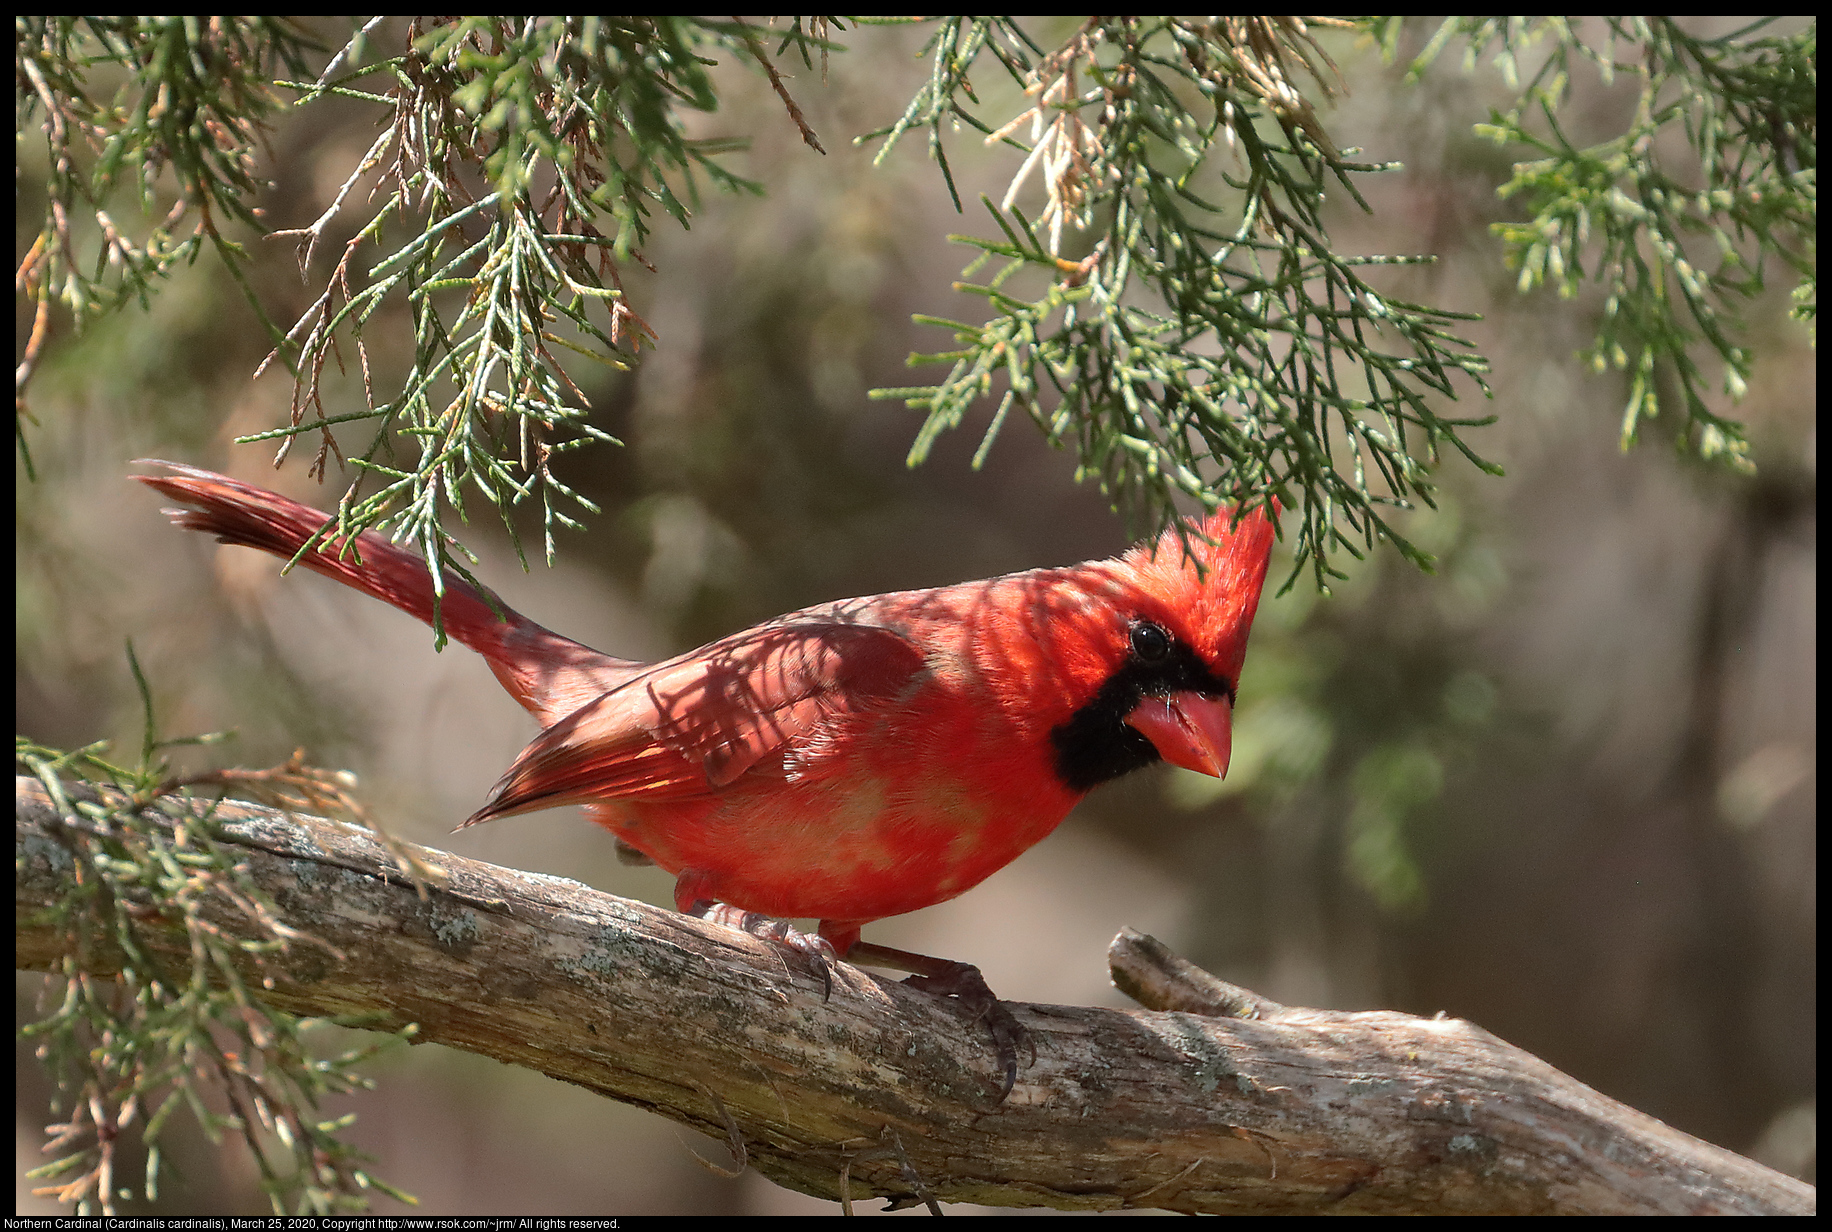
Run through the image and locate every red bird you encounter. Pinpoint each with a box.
[136,462,1276,1089]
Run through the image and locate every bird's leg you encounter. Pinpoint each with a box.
[687,900,839,1000]
[844,940,1030,1099]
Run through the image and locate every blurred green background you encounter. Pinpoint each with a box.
[17,17,1814,1214]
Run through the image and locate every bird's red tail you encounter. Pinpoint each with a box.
[133,461,637,724]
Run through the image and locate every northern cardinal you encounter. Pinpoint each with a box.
[136,461,1276,1091]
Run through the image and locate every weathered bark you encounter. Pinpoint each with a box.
[16,776,1814,1214]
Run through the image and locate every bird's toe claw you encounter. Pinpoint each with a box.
[903,962,1031,1100]
[690,900,839,999]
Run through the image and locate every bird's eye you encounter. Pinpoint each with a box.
[1129,622,1172,663]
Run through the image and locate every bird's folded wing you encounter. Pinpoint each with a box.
[464,619,926,824]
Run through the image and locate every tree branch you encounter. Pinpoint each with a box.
[15,776,1813,1215]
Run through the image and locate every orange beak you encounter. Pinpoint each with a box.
[1124,691,1232,779]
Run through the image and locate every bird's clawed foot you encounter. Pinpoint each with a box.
[846,941,1032,1100]
[689,900,840,1000]
[682,903,1029,1100]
